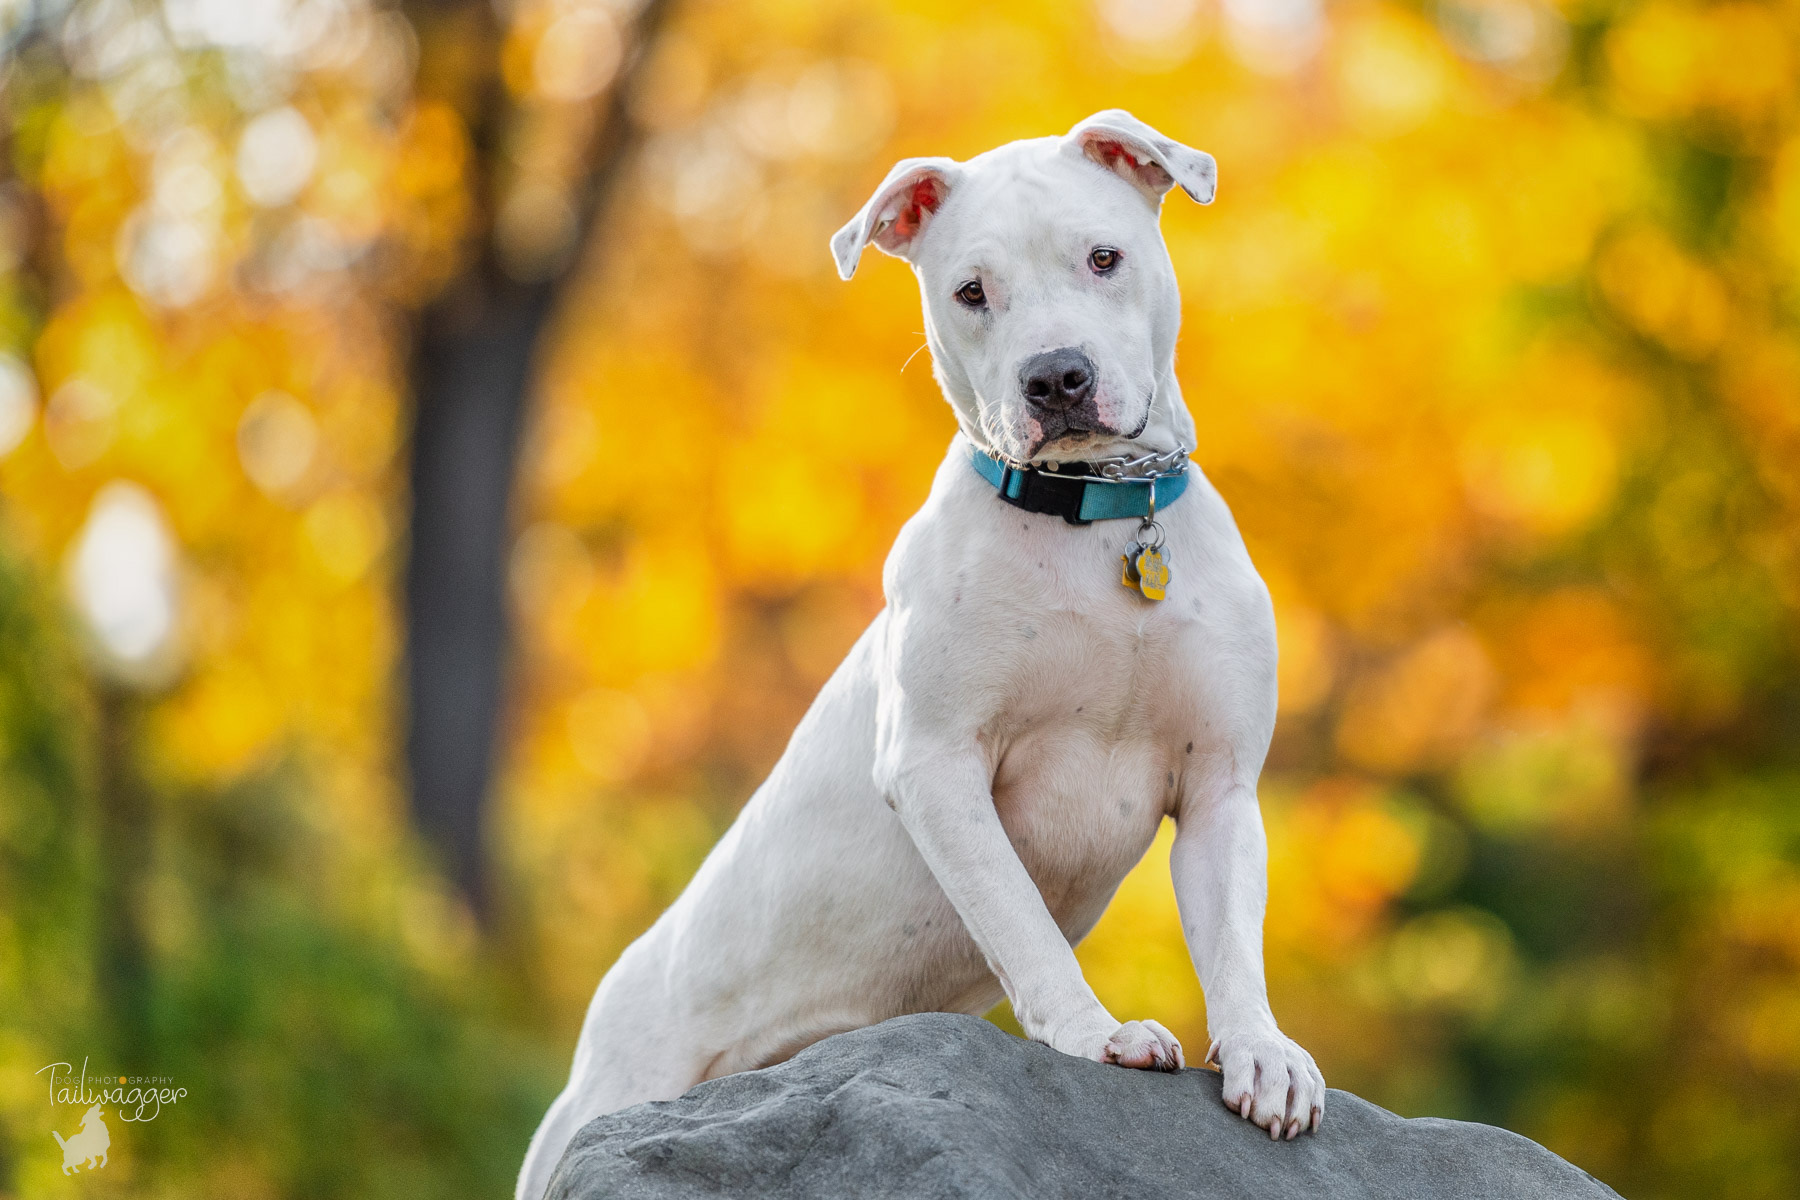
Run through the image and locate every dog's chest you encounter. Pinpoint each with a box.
[980,605,1189,918]
[898,462,1255,922]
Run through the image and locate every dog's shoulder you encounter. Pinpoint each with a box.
[880,445,1001,607]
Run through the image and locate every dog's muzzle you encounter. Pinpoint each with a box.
[1018,347,1114,453]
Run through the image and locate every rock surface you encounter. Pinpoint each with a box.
[548,1013,1623,1200]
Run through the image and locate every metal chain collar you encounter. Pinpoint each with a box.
[1035,444,1191,481]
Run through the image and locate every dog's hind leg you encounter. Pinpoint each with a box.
[514,1037,710,1200]
[514,942,711,1200]
[516,1083,617,1200]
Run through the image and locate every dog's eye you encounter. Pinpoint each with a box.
[1089,247,1120,274]
[955,279,986,307]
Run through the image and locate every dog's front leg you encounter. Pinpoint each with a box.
[1171,782,1326,1138]
[876,733,1182,1072]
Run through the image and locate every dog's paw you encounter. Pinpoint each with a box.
[1099,1019,1185,1072]
[1206,1027,1325,1140]
[1040,1010,1182,1071]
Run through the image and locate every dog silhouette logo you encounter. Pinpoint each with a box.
[52,1103,109,1174]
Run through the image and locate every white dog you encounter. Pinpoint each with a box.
[517,110,1325,1200]
[53,1104,109,1174]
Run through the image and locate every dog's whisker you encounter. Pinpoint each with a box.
[900,338,930,374]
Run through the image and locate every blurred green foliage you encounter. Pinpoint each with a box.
[0,547,559,1196]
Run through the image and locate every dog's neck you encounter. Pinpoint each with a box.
[949,370,1197,468]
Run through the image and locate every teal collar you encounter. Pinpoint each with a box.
[969,445,1189,526]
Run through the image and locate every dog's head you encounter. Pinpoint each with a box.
[831,110,1214,464]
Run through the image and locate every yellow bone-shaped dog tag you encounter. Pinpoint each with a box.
[1134,547,1170,601]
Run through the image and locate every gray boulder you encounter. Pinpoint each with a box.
[547,1013,1622,1199]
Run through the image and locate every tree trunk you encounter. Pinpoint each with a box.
[402,0,674,913]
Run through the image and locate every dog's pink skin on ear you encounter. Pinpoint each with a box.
[1092,141,1142,172]
[888,177,948,244]
[1064,109,1217,207]
[830,157,959,280]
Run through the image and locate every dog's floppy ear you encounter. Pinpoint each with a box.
[830,157,960,281]
[1063,110,1216,207]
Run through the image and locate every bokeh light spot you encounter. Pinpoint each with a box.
[0,352,39,457]
[67,479,182,682]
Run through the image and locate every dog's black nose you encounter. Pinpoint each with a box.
[1019,348,1096,412]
